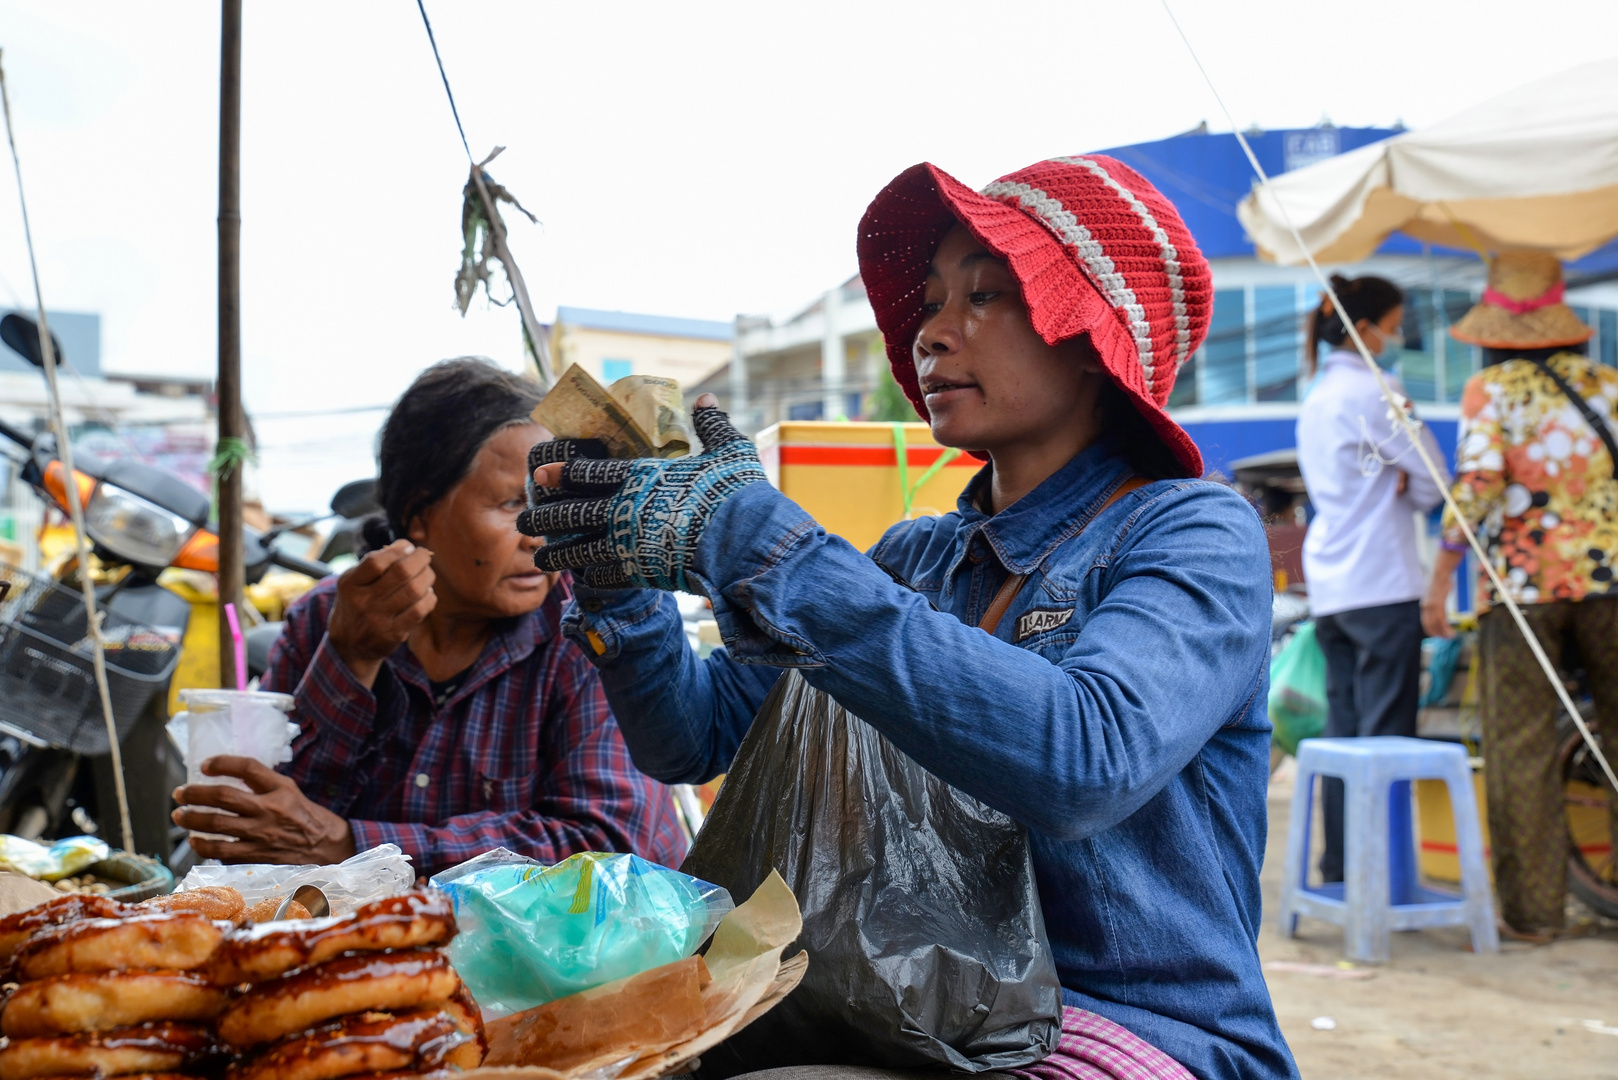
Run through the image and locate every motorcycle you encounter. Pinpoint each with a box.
[0,313,336,864]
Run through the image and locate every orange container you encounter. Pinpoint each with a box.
[754,422,981,552]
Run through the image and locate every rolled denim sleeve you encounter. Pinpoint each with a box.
[562,588,781,785]
[679,481,1271,841]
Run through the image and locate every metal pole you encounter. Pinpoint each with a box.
[217,0,244,688]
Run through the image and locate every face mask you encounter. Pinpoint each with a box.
[1374,329,1404,368]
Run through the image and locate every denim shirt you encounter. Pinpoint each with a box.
[562,436,1297,1080]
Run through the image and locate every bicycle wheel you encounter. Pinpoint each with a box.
[1558,709,1618,919]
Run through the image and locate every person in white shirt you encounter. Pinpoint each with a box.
[1296,275,1450,883]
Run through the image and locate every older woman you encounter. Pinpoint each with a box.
[173,358,687,876]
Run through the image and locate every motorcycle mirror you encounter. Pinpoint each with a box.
[0,313,65,370]
[330,478,380,520]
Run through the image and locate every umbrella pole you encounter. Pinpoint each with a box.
[216,0,244,689]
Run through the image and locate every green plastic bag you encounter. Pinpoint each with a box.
[431,850,732,1016]
[1269,622,1328,756]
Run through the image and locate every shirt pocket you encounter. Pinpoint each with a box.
[475,769,538,814]
[1019,630,1082,662]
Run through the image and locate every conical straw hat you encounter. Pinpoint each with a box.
[1450,251,1592,349]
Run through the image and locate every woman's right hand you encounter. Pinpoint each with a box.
[326,540,436,688]
[1421,546,1466,640]
[1421,577,1456,639]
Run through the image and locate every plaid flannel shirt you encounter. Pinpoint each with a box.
[266,576,687,877]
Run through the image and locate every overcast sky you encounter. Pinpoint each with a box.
[0,1,1612,508]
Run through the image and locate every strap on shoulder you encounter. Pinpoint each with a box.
[978,475,1149,635]
[1526,356,1618,481]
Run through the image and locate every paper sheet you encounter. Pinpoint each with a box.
[471,869,805,1080]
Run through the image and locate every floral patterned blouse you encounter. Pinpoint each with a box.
[1442,351,1618,606]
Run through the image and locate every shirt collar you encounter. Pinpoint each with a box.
[389,579,564,698]
[953,434,1136,575]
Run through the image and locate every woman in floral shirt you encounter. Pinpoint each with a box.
[1423,251,1618,939]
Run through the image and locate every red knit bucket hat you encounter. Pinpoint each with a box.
[857,155,1212,477]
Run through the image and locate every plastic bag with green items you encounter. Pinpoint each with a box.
[430,849,733,1017]
[1269,622,1328,756]
[0,835,109,882]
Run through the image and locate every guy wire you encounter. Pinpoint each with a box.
[1156,0,1618,795]
[0,50,135,852]
[414,0,473,165]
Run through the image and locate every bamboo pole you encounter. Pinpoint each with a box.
[216,0,244,688]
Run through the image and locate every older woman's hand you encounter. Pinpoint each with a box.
[327,539,436,689]
[172,756,357,865]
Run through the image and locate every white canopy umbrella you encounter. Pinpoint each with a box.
[1237,58,1618,265]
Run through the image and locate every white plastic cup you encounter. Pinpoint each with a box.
[166,689,298,841]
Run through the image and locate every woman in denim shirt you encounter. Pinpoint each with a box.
[521,157,1296,1080]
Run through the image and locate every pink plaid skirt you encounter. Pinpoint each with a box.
[1004,1006,1195,1080]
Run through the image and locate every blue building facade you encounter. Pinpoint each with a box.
[1097,125,1618,478]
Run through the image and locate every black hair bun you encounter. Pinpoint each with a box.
[359,513,396,554]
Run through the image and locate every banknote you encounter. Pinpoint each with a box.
[532,366,691,459]
[613,375,691,458]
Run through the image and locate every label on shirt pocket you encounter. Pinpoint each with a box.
[1014,606,1076,643]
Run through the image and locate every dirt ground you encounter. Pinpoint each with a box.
[1260,760,1618,1079]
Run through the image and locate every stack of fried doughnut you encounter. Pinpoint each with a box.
[0,890,235,1079]
[211,889,483,1080]
[0,885,481,1079]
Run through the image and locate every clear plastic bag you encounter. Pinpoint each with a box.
[0,835,109,881]
[431,850,733,1017]
[165,689,300,843]
[175,843,415,914]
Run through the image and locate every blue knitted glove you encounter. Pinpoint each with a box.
[518,404,767,592]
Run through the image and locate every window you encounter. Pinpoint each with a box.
[1442,290,1477,401]
[1167,350,1198,408]
[788,400,824,421]
[601,358,632,382]
[1398,288,1437,403]
[1201,289,1248,404]
[1253,287,1300,402]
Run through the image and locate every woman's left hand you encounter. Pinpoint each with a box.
[172,757,357,865]
[518,394,766,592]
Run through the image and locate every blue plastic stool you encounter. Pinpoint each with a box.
[1278,736,1498,962]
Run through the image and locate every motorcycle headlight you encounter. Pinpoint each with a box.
[83,482,195,568]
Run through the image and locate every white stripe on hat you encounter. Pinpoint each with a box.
[1051,156,1191,371]
[981,180,1157,393]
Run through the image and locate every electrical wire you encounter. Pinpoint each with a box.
[1156,0,1618,796]
[0,50,135,853]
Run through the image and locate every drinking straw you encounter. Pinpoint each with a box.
[223,602,246,692]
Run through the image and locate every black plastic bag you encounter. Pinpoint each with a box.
[682,670,1063,1075]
